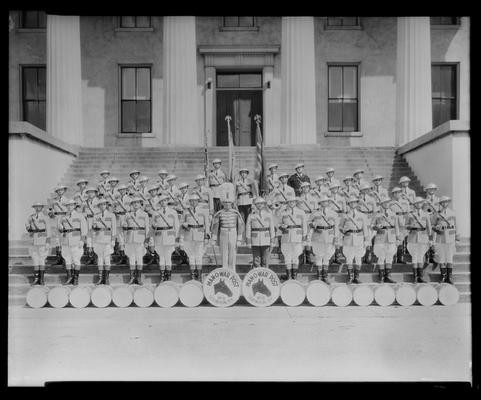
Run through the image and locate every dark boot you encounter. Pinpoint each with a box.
[412,267,418,283]
[286,269,292,280]
[352,268,362,284]
[378,268,385,283]
[292,269,298,280]
[128,270,137,285]
[104,270,110,285]
[440,267,447,283]
[95,270,104,285]
[396,244,406,264]
[384,268,396,283]
[159,270,166,283]
[136,269,142,285]
[416,268,426,283]
[39,270,45,285]
[197,268,203,283]
[190,270,196,280]
[53,246,65,266]
[32,271,41,285]
[446,267,455,285]
[317,268,322,280]
[321,268,329,284]
[72,270,80,286]
[64,268,74,285]
[164,270,172,281]
[347,268,354,284]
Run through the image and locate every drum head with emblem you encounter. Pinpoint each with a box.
[203,267,242,307]
[242,267,281,307]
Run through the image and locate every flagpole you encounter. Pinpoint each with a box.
[254,114,266,197]
[225,115,234,183]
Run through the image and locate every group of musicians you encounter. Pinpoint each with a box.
[25,159,459,288]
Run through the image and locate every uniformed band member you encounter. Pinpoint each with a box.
[325,167,335,184]
[211,192,244,271]
[312,176,330,198]
[405,197,432,283]
[144,184,160,217]
[97,170,110,198]
[112,184,130,262]
[391,186,411,263]
[75,178,89,202]
[371,175,388,204]
[297,181,317,264]
[191,174,214,218]
[399,176,415,207]
[58,198,88,286]
[358,182,377,263]
[342,176,359,198]
[208,158,227,213]
[156,169,169,193]
[245,197,276,269]
[268,172,294,209]
[127,169,141,196]
[91,198,117,285]
[179,194,210,281]
[352,169,367,191]
[123,197,149,285]
[308,195,339,283]
[339,196,370,284]
[105,176,120,205]
[48,184,68,265]
[150,194,179,282]
[287,163,310,197]
[278,194,307,280]
[235,168,258,225]
[423,182,440,265]
[165,175,180,208]
[372,196,400,283]
[26,202,52,285]
[432,196,458,284]
[328,180,347,265]
[266,163,280,194]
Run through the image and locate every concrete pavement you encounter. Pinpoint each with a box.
[8,303,472,385]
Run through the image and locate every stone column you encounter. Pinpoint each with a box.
[396,17,432,146]
[162,16,199,145]
[281,17,317,145]
[46,15,83,146]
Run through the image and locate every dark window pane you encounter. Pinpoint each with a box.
[217,74,240,88]
[37,101,46,130]
[24,101,39,127]
[343,66,357,98]
[328,100,343,131]
[136,16,151,28]
[329,67,343,98]
[431,65,441,98]
[343,100,358,131]
[23,68,38,100]
[239,16,254,27]
[136,101,151,132]
[327,17,342,26]
[430,17,441,25]
[431,16,458,25]
[122,101,136,132]
[120,16,136,28]
[136,68,150,100]
[22,11,39,28]
[121,68,136,100]
[224,17,239,27]
[38,11,46,28]
[37,67,46,100]
[239,74,262,88]
[440,66,456,98]
[341,17,358,26]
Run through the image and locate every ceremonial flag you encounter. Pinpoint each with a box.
[254,115,267,195]
[226,116,235,182]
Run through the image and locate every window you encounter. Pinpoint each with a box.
[328,65,359,132]
[223,16,255,28]
[217,72,262,89]
[432,64,457,128]
[430,17,460,25]
[119,16,151,28]
[326,17,360,28]
[22,66,46,130]
[19,11,46,29]
[120,66,151,133]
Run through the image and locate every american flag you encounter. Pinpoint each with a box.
[254,115,267,195]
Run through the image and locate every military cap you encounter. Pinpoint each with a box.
[31,202,45,208]
[353,169,364,175]
[157,194,169,202]
[343,176,354,182]
[254,197,266,204]
[379,196,392,204]
[195,174,206,181]
[76,178,88,185]
[413,197,425,205]
[166,175,177,181]
[268,163,278,170]
[399,176,411,184]
[62,198,76,206]
[212,158,222,164]
[319,195,331,203]
[239,167,249,173]
[158,169,168,175]
[278,172,289,178]
[99,170,110,176]
[295,163,304,170]
[315,175,328,182]
[108,176,119,182]
[329,180,341,189]
[146,184,158,192]
[372,175,383,181]
[359,183,371,191]
[188,194,201,202]
[129,196,143,204]
[425,183,438,190]
[129,169,141,177]
[438,196,451,203]
[139,176,149,183]
[346,196,359,204]
[178,182,189,190]
[326,167,335,174]
[96,198,108,206]
[85,186,98,193]
[117,184,128,191]
[54,184,68,192]
[391,187,402,193]
[300,182,311,188]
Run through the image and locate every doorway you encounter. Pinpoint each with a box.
[216,72,263,146]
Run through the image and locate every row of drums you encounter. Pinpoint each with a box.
[26,268,459,309]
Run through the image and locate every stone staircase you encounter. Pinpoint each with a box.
[10,146,470,306]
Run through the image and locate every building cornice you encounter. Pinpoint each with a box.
[198,45,280,67]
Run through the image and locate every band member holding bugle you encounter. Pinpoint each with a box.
[208,158,227,213]
[235,168,258,227]
[191,174,214,221]
[127,169,141,196]
[391,186,411,263]
[339,196,370,284]
[399,176,416,208]
[91,198,117,285]
[179,194,210,281]
[287,163,310,197]
[245,197,276,269]
[371,175,388,202]
[48,184,69,266]
[307,195,340,283]
[325,167,336,184]
[358,182,378,264]
[432,196,459,284]
[342,176,359,198]
[371,196,400,283]
[97,169,111,198]
[266,163,280,195]
[297,181,318,264]
[156,169,169,194]
[423,182,440,266]
[328,180,347,265]
[26,202,52,286]
[405,197,433,283]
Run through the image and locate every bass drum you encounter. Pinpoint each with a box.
[280,280,306,307]
[306,280,331,307]
[26,286,49,308]
[91,285,113,308]
[69,286,92,308]
[154,281,180,308]
[437,283,459,306]
[112,285,135,308]
[331,285,352,307]
[48,286,71,308]
[180,280,204,307]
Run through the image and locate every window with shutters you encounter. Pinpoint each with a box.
[220,16,258,31]
[432,64,458,128]
[21,66,46,130]
[325,17,361,30]
[120,66,152,133]
[119,16,151,28]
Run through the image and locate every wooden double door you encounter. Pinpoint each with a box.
[216,90,263,146]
